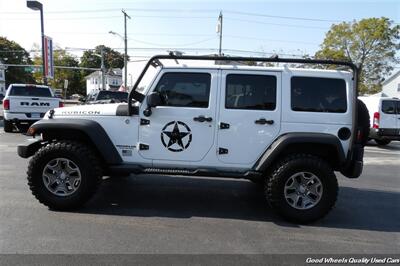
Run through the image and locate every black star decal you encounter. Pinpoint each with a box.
[161,121,192,152]
[163,122,190,149]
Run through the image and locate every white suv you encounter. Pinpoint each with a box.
[17,55,369,223]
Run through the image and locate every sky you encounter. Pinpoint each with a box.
[0,0,399,60]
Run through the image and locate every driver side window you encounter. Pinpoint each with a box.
[154,72,211,108]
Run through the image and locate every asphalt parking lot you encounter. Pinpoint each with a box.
[0,121,399,254]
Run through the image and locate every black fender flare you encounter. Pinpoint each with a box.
[26,119,122,164]
[252,132,345,172]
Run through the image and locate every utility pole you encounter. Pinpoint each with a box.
[100,48,106,90]
[122,9,131,90]
[217,11,223,56]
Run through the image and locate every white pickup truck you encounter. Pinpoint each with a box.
[2,84,62,132]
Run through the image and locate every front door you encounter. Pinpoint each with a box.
[217,70,281,165]
[139,70,218,162]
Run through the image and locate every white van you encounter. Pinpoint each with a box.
[359,96,400,145]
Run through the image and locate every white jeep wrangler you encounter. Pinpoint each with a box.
[18,55,370,223]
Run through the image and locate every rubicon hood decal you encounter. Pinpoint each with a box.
[52,103,122,116]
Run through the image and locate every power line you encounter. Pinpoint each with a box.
[127,37,217,47]
[224,35,319,46]
[225,10,341,23]
[2,15,215,21]
[225,17,329,30]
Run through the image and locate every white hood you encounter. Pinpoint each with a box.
[51,103,122,117]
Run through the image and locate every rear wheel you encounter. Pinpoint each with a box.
[3,119,13,132]
[265,154,338,223]
[27,141,102,210]
[375,139,391,146]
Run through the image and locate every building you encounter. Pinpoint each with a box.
[85,68,122,95]
[381,70,400,98]
[0,61,6,96]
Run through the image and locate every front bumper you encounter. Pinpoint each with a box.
[17,139,44,158]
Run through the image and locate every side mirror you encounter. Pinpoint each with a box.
[143,92,162,117]
[146,92,162,108]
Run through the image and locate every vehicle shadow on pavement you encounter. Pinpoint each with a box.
[77,175,400,232]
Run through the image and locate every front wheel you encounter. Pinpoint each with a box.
[27,141,102,210]
[375,139,391,146]
[265,154,338,224]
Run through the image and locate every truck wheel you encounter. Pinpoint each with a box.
[265,154,338,224]
[27,141,102,210]
[3,119,13,132]
[375,139,391,146]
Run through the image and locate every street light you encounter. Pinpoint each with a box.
[109,30,128,90]
[27,0,46,85]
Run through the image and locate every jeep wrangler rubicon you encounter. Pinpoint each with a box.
[17,55,370,223]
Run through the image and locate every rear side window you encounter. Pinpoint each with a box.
[381,100,396,114]
[291,77,347,113]
[155,72,211,108]
[9,86,52,97]
[225,74,276,110]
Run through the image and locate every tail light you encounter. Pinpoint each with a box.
[59,101,64,108]
[3,99,9,110]
[373,112,380,129]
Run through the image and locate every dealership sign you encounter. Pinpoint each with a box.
[44,36,54,79]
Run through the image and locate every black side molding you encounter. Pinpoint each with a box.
[252,133,346,172]
[29,119,122,164]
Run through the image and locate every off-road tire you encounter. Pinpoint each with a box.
[356,99,370,146]
[27,141,102,210]
[375,139,391,146]
[3,119,13,132]
[265,154,338,224]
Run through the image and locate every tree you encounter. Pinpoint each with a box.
[33,46,83,96]
[79,45,126,93]
[80,45,125,73]
[315,17,400,94]
[0,37,34,86]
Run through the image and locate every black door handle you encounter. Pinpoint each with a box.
[193,115,212,122]
[255,118,274,125]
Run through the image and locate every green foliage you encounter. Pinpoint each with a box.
[0,36,34,86]
[80,45,126,76]
[33,46,84,96]
[315,17,400,95]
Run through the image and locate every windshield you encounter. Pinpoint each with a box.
[97,91,128,101]
[9,86,52,97]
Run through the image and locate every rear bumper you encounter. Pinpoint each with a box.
[340,144,364,179]
[17,139,44,158]
[369,128,400,141]
[4,111,45,121]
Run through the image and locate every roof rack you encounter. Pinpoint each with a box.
[128,54,359,115]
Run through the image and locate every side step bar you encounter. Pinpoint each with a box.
[108,165,263,180]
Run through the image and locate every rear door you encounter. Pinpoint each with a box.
[217,71,281,165]
[380,100,397,129]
